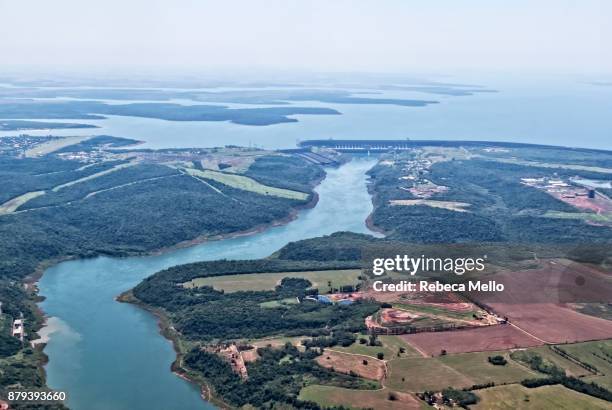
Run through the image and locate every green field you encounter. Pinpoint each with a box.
[473,384,611,410]
[0,190,45,214]
[247,335,308,349]
[24,135,91,157]
[389,199,471,213]
[259,297,300,308]
[299,385,425,410]
[334,334,422,359]
[51,161,137,192]
[544,211,612,224]
[183,167,308,200]
[554,340,612,389]
[386,351,539,392]
[512,345,593,377]
[182,269,362,293]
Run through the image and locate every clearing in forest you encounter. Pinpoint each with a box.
[182,167,308,200]
[389,199,471,212]
[182,269,361,293]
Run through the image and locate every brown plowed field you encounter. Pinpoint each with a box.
[470,260,612,343]
[316,350,386,380]
[401,324,543,356]
[488,303,612,343]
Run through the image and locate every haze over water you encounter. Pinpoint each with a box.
[1,78,611,151]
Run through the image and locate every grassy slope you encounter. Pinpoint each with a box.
[182,269,362,293]
[473,384,612,410]
[183,167,309,200]
[386,351,539,392]
[299,385,425,410]
[334,335,422,359]
[556,340,612,389]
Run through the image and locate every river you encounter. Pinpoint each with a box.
[38,157,379,410]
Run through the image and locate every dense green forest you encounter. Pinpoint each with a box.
[185,343,374,409]
[133,258,375,340]
[53,135,141,152]
[0,157,131,203]
[0,151,322,400]
[20,164,179,209]
[367,158,612,243]
[0,100,340,126]
[0,157,316,283]
[132,256,381,407]
[245,155,325,192]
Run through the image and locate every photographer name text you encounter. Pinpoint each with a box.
[372,280,504,292]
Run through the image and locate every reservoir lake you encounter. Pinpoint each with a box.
[1,79,611,151]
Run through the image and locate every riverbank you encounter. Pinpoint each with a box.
[116,290,232,409]
[111,158,381,408]
[32,157,378,409]
[26,177,322,401]
[364,173,388,237]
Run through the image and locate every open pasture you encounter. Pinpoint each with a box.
[386,350,538,392]
[299,385,423,410]
[555,340,612,389]
[0,190,45,214]
[472,384,612,410]
[389,199,471,212]
[182,269,361,293]
[334,334,422,359]
[183,167,308,200]
[317,349,387,380]
[24,135,91,157]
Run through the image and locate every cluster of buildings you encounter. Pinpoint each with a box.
[521,177,596,199]
[12,318,25,342]
[57,150,111,163]
[396,157,449,199]
[0,135,57,157]
[304,293,358,306]
[0,302,26,343]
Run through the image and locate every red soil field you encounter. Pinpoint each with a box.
[380,308,420,325]
[550,190,612,214]
[470,260,612,343]
[489,303,612,344]
[316,350,386,380]
[402,324,543,356]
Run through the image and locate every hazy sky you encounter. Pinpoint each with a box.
[1,0,611,74]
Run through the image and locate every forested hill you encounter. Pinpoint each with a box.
[367,150,612,244]
[0,148,323,398]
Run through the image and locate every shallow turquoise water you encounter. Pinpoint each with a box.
[38,157,378,410]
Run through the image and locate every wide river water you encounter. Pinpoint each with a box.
[38,157,379,410]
